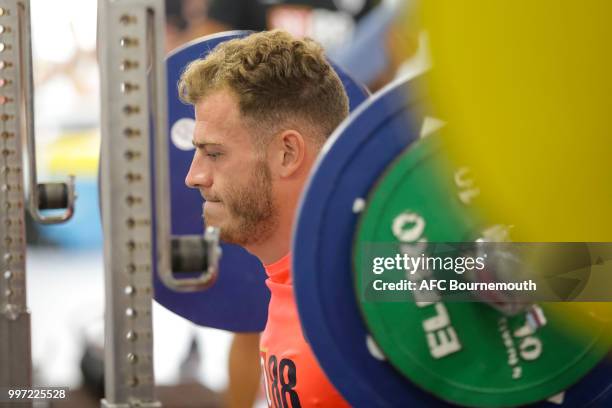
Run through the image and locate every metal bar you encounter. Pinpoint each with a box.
[0,1,32,407]
[20,0,75,225]
[98,1,163,406]
[99,0,223,402]
[149,0,220,292]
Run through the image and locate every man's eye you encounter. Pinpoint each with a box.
[206,152,222,160]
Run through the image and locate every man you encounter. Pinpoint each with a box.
[180,30,350,407]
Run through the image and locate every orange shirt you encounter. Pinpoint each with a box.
[260,253,350,408]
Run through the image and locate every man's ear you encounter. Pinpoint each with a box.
[273,129,306,178]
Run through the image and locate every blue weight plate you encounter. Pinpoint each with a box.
[292,75,612,406]
[531,355,612,408]
[293,76,444,406]
[153,31,369,332]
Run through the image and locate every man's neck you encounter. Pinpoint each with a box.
[246,232,291,266]
[245,203,295,266]
[246,179,306,265]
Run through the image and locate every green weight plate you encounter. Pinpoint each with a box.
[353,133,612,407]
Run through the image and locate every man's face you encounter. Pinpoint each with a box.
[185,89,278,246]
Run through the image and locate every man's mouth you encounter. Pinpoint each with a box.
[202,195,222,203]
[200,190,221,203]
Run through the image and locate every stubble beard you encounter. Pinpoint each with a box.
[205,160,278,247]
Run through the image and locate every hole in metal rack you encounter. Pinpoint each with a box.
[126,218,135,229]
[124,150,141,161]
[119,59,139,71]
[0,78,9,87]
[126,331,138,341]
[124,285,135,295]
[126,240,136,251]
[0,96,12,104]
[119,37,139,47]
[0,114,12,121]
[120,82,139,93]
[4,237,12,245]
[119,14,137,25]
[0,26,4,34]
[127,377,139,387]
[125,195,142,206]
[0,9,5,17]
[125,172,142,182]
[123,127,141,137]
[1,131,12,139]
[0,61,11,69]
[0,43,5,52]
[125,307,136,317]
[4,289,12,297]
[122,105,140,115]
[125,263,136,273]
[3,270,12,279]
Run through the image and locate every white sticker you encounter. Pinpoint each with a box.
[366,335,386,361]
[171,118,196,151]
[420,116,445,139]
[547,391,565,405]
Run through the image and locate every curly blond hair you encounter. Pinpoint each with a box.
[178,30,349,146]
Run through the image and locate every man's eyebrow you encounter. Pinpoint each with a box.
[192,140,223,148]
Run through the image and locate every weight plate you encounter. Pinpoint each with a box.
[353,133,612,407]
[153,31,369,331]
[294,75,612,407]
[293,76,449,406]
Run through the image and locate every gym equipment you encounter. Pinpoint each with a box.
[154,31,370,332]
[98,0,221,406]
[98,1,164,405]
[293,75,612,407]
[0,0,75,403]
[354,134,612,407]
[293,76,439,407]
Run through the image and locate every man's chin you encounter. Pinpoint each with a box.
[203,216,223,234]
[218,226,252,247]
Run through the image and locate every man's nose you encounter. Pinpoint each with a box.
[185,151,212,189]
